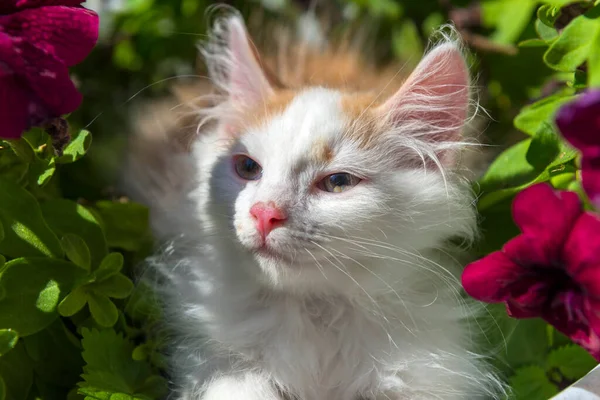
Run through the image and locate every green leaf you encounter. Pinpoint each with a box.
[56,130,92,164]
[94,201,150,252]
[0,342,33,400]
[483,0,538,44]
[94,253,124,282]
[544,5,600,71]
[30,157,56,187]
[0,178,63,258]
[58,287,88,317]
[506,319,552,367]
[0,256,4,269]
[589,26,600,86]
[479,139,536,192]
[0,144,28,184]
[5,139,35,163]
[22,319,84,387]
[62,234,92,271]
[510,366,559,400]
[535,19,558,42]
[537,4,561,27]
[526,122,560,169]
[0,329,18,357]
[547,344,598,380]
[87,293,118,327]
[518,38,550,48]
[79,329,157,396]
[0,258,87,336]
[514,93,576,136]
[422,12,444,37]
[77,387,151,400]
[392,21,423,68]
[41,199,108,269]
[0,219,4,244]
[124,281,161,325]
[92,274,133,299]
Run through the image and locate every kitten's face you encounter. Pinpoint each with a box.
[197,16,475,292]
[206,88,474,292]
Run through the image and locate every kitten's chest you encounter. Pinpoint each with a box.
[244,297,391,399]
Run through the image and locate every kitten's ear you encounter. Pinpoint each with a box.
[376,42,470,165]
[225,16,274,108]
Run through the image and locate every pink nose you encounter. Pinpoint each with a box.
[250,202,287,238]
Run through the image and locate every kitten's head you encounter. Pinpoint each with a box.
[196,15,478,293]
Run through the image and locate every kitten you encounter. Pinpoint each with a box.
[126,11,503,400]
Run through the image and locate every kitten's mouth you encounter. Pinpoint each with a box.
[252,244,291,262]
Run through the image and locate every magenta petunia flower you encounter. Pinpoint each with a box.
[556,89,600,208]
[462,183,600,361]
[0,0,98,139]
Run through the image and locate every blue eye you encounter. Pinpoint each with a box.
[318,173,361,193]
[234,155,262,180]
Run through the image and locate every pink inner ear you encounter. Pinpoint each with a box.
[380,43,470,144]
[226,17,272,108]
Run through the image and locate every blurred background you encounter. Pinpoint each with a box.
[67,0,560,203]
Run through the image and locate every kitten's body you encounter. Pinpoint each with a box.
[127,12,501,400]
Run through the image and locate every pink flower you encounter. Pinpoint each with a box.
[556,90,600,209]
[462,183,600,361]
[0,0,98,139]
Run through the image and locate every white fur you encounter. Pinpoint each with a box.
[134,14,504,400]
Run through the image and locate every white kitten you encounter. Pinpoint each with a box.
[128,12,503,400]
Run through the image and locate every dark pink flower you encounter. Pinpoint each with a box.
[556,90,600,208]
[0,0,98,138]
[462,183,600,361]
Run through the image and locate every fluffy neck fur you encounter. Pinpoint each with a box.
[127,11,503,400]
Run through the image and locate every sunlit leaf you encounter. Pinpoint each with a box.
[0,258,86,336]
[0,178,63,258]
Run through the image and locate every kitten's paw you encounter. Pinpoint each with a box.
[201,373,281,400]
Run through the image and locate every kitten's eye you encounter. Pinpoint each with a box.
[317,173,361,193]
[234,155,262,180]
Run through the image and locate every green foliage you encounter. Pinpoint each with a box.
[0,127,159,398]
[1,0,598,399]
[474,0,600,394]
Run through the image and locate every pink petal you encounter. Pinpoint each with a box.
[503,234,555,268]
[512,183,582,250]
[585,298,600,336]
[582,157,600,209]
[0,72,31,138]
[544,291,588,339]
[506,301,540,318]
[563,212,600,276]
[0,0,85,14]
[461,251,524,302]
[0,6,98,67]
[0,39,82,117]
[555,90,600,160]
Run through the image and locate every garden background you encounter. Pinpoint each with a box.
[1,0,599,399]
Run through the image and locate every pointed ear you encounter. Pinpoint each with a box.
[376,43,471,164]
[225,16,274,108]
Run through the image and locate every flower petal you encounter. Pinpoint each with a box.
[0,72,31,138]
[512,183,582,251]
[544,291,588,338]
[556,90,600,160]
[506,300,540,318]
[2,40,82,117]
[503,234,555,268]
[563,212,600,276]
[0,0,85,14]
[0,6,98,66]
[582,157,600,209]
[461,251,524,302]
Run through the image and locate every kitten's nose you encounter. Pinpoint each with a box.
[250,202,287,239]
